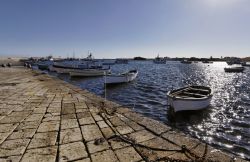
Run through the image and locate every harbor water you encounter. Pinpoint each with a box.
[48,61,250,160]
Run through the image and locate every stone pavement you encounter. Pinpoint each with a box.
[0,67,247,162]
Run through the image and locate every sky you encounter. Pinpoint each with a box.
[0,0,249,58]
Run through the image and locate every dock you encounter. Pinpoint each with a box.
[0,67,247,162]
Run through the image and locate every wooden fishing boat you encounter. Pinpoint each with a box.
[167,86,212,112]
[224,67,244,73]
[105,70,138,84]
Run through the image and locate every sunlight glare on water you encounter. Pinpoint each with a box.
[49,61,250,160]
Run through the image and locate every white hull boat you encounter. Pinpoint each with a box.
[69,69,111,77]
[167,86,212,112]
[105,70,138,84]
[52,66,72,74]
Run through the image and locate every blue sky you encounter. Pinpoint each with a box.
[0,0,249,58]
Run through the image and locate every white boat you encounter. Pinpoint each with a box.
[69,68,111,77]
[105,70,138,84]
[167,86,212,112]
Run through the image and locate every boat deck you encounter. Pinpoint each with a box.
[171,87,211,98]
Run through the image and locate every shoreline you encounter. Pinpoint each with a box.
[0,67,247,161]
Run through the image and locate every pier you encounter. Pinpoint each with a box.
[0,67,247,162]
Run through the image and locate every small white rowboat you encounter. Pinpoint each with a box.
[105,70,138,84]
[167,86,212,112]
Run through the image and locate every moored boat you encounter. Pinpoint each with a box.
[69,68,111,77]
[202,60,213,64]
[224,66,244,73]
[105,69,138,84]
[167,86,212,112]
[180,60,192,64]
[37,63,49,70]
[241,62,250,67]
[153,54,166,64]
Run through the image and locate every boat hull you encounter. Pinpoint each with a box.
[167,96,212,112]
[69,69,110,77]
[105,71,138,84]
[167,86,212,112]
[224,67,244,73]
[52,67,72,74]
[37,64,49,70]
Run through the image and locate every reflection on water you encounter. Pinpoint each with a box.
[49,61,250,160]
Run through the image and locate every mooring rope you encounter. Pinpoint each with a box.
[96,102,212,162]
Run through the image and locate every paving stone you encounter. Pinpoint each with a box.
[109,117,125,126]
[0,132,11,144]
[128,130,155,143]
[166,152,190,161]
[116,125,134,135]
[76,112,91,119]
[28,132,58,149]
[75,102,87,109]
[0,139,30,157]
[101,127,115,139]
[126,121,144,131]
[8,128,36,140]
[47,107,61,113]
[109,137,131,150]
[0,155,22,162]
[92,114,103,121]
[87,140,110,154]
[0,109,12,116]
[138,117,171,135]
[49,102,61,108]
[37,121,59,132]
[0,123,18,133]
[59,141,88,161]
[61,103,75,115]
[8,111,32,117]
[33,107,47,114]
[61,119,78,129]
[115,146,142,162]
[43,115,60,122]
[162,131,200,148]
[139,137,180,158]
[122,111,145,123]
[81,125,103,141]
[62,114,76,120]
[21,146,57,162]
[25,113,44,122]
[60,128,82,144]
[97,121,108,128]
[16,121,40,130]
[0,116,26,124]
[74,158,91,162]
[79,117,95,125]
[76,108,88,113]
[91,150,118,162]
